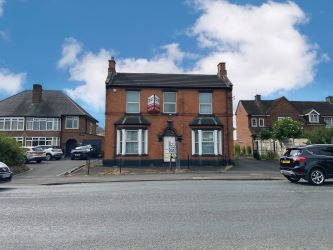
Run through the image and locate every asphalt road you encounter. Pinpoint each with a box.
[1,180,333,250]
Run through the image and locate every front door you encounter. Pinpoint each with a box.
[164,136,176,162]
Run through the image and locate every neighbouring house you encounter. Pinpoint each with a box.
[0,84,103,155]
[103,58,234,167]
[236,95,333,157]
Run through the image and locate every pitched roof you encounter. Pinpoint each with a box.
[190,116,222,126]
[239,97,333,116]
[0,90,97,121]
[240,100,274,115]
[115,115,150,125]
[106,72,232,89]
[290,101,333,116]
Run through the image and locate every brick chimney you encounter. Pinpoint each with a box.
[32,84,42,103]
[108,56,116,73]
[255,94,261,102]
[217,62,227,78]
[326,96,333,104]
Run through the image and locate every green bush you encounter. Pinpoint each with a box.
[0,134,25,166]
[240,146,246,156]
[234,143,240,157]
[260,150,278,160]
[246,145,252,156]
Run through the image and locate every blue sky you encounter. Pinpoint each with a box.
[0,0,332,127]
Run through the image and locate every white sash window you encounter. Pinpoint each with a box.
[117,129,148,155]
[192,129,222,156]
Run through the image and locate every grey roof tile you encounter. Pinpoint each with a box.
[0,90,97,121]
[106,73,232,89]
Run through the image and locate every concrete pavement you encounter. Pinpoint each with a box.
[7,157,284,186]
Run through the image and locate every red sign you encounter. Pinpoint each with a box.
[147,94,160,113]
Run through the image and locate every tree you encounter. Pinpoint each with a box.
[271,118,303,148]
[0,134,25,166]
[303,127,333,144]
[258,128,272,140]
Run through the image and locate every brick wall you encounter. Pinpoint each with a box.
[104,87,234,166]
[235,102,253,148]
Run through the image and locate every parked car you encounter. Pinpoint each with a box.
[70,144,95,160]
[0,162,12,182]
[36,145,63,161]
[280,144,333,185]
[23,147,46,163]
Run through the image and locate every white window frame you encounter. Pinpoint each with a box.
[199,93,212,114]
[26,117,60,131]
[163,92,177,114]
[191,129,221,156]
[117,129,148,155]
[0,117,24,131]
[126,91,140,113]
[309,113,319,123]
[278,117,291,121]
[25,137,60,147]
[259,118,265,127]
[324,117,333,128]
[88,122,93,134]
[14,137,24,146]
[251,118,257,127]
[65,116,79,129]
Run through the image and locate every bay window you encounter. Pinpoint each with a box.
[117,129,148,155]
[27,118,60,131]
[192,129,222,155]
[0,117,24,131]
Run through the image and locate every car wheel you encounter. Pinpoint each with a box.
[71,156,74,160]
[36,160,42,163]
[45,154,52,161]
[285,176,300,183]
[308,168,325,185]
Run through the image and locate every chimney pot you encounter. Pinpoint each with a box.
[32,84,42,103]
[108,57,116,73]
[217,62,227,78]
[255,94,261,102]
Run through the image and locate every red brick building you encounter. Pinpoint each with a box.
[103,58,234,167]
[236,95,333,155]
[0,84,103,155]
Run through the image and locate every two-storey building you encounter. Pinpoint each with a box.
[236,95,333,155]
[104,58,234,167]
[0,84,102,155]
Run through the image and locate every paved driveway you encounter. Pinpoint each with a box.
[12,158,86,184]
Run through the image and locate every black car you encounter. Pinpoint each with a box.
[280,144,333,185]
[0,162,13,182]
[70,144,95,160]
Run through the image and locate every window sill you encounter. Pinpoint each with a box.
[192,154,222,157]
[162,113,178,116]
[117,154,148,157]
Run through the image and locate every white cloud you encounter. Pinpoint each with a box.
[0,68,26,94]
[190,0,317,101]
[0,0,25,94]
[0,0,5,17]
[57,37,82,69]
[59,41,190,111]
[59,0,320,114]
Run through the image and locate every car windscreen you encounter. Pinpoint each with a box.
[32,147,44,152]
[284,149,302,157]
